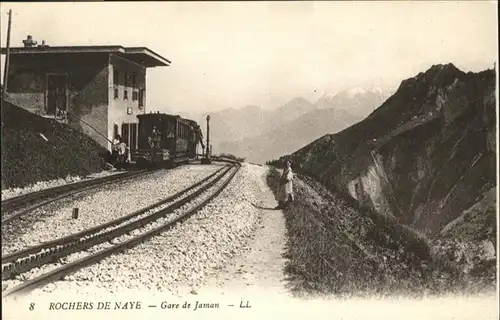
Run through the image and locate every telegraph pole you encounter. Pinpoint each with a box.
[206,115,210,159]
[201,115,212,164]
[2,9,12,99]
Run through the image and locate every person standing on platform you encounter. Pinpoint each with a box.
[111,135,121,166]
[116,138,128,170]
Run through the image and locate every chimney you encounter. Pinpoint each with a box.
[22,35,37,48]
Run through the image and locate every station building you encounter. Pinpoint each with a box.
[1,35,170,152]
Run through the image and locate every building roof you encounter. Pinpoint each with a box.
[0,45,171,67]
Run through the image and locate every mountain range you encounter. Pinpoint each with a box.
[277,63,496,242]
[180,87,393,163]
[315,86,394,117]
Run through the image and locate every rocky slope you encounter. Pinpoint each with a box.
[1,99,107,189]
[279,64,496,243]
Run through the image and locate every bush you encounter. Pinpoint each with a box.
[265,158,283,167]
[216,153,245,163]
[266,168,486,298]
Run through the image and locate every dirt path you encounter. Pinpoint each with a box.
[195,165,290,298]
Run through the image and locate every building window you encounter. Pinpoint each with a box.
[131,74,136,89]
[113,124,119,139]
[124,89,128,100]
[113,69,119,86]
[124,72,129,87]
[132,91,138,101]
[121,123,130,148]
[138,88,144,108]
[120,123,138,151]
[114,88,119,99]
[130,123,137,151]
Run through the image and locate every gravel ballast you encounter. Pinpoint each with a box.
[22,163,265,298]
[2,164,223,255]
[1,167,236,292]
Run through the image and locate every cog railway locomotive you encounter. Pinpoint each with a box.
[131,112,205,168]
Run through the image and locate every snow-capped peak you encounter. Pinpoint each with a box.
[319,86,387,102]
[345,87,366,97]
[320,91,338,100]
[345,86,386,97]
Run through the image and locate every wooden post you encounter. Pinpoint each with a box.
[72,208,79,219]
[2,9,12,100]
[206,115,211,160]
[201,115,212,164]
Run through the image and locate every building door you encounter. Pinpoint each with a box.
[130,123,138,151]
[46,74,68,115]
[121,123,130,149]
[121,123,138,151]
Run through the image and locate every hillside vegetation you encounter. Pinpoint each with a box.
[1,99,107,189]
[269,64,496,289]
[275,64,495,235]
[267,168,494,297]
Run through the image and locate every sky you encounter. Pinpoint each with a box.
[0,1,497,114]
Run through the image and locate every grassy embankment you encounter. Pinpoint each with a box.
[1,100,107,189]
[266,167,492,297]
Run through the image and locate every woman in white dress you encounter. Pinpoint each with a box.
[276,160,294,209]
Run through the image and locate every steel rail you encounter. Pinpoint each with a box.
[2,163,240,297]
[1,169,152,224]
[2,166,231,279]
[2,166,226,264]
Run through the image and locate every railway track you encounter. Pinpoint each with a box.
[2,162,240,297]
[0,169,163,224]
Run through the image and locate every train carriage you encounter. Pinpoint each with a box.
[132,113,203,168]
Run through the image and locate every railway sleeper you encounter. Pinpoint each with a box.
[4,260,32,280]
[130,222,140,231]
[40,253,50,263]
[75,241,88,251]
[2,265,13,279]
[91,236,104,247]
[144,216,155,225]
[64,242,76,254]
